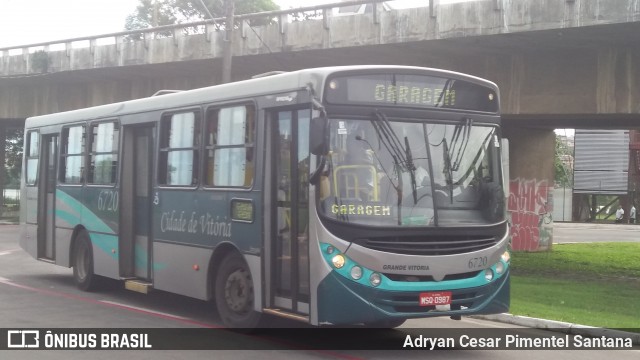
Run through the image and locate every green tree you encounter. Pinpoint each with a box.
[125,0,181,30]
[125,0,279,32]
[4,127,23,188]
[198,0,279,18]
[554,135,573,188]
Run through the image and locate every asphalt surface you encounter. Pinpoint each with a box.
[0,220,640,345]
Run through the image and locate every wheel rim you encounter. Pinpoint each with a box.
[223,268,252,315]
[76,243,88,281]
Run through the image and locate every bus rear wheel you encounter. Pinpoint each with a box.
[215,252,263,328]
[72,231,99,291]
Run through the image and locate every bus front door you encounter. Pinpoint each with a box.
[120,125,154,282]
[268,109,311,317]
[37,134,58,261]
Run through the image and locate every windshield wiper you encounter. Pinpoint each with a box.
[455,129,495,186]
[449,117,473,172]
[404,136,418,204]
[442,117,474,202]
[372,110,418,192]
[372,110,413,171]
[443,139,454,201]
[369,110,417,224]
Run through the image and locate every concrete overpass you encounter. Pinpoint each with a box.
[1,0,640,250]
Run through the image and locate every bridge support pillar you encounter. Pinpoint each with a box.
[503,127,555,251]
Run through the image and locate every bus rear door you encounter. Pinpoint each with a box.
[37,134,58,261]
[120,124,155,287]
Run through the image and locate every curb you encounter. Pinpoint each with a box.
[553,222,640,231]
[472,314,640,345]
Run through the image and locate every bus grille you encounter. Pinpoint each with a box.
[384,271,479,282]
[358,234,499,255]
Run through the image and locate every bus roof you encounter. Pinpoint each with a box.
[24,65,498,129]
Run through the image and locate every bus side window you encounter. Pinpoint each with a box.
[25,131,40,186]
[88,121,119,185]
[158,111,201,186]
[60,125,86,184]
[204,104,255,188]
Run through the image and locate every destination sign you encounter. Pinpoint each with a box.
[325,74,498,112]
[330,203,392,217]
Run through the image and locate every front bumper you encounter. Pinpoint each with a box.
[317,268,510,325]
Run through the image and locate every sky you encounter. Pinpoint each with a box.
[0,0,460,48]
[0,0,139,48]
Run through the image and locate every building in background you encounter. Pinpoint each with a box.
[572,129,630,222]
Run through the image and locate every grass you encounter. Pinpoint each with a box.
[509,243,640,329]
[512,243,640,279]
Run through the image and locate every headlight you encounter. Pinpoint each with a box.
[369,272,381,287]
[332,254,345,269]
[495,261,505,275]
[350,266,363,280]
[501,250,511,263]
[484,269,494,281]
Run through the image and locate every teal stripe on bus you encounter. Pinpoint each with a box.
[56,189,115,234]
[55,209,82,228]
[133,243,167,271]
[90,233,118,261]
[55,189,167,271]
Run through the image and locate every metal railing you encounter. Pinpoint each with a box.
[0,0,586,56]
[0,0,396,55]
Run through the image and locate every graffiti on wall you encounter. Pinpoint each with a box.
[508,178,553,251]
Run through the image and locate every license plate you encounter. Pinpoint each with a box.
[419,291,452,306]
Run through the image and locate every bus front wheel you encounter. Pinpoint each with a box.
[72,231,98,291]
[215,252,263,328]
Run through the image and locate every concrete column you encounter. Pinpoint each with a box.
[502,127,555,251]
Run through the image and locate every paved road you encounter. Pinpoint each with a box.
[0,225,637,359]
[553,222,640,243]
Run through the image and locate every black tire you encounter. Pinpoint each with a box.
[215,252,263,328]
[365,318,406,328]
[72,231,99,291]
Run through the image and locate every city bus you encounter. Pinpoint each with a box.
[20,65,510,328]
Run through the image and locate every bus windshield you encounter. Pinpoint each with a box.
[318,116,505,227]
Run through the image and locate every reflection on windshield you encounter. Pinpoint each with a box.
[318,118,505,227]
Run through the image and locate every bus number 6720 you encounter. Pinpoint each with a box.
[97,190,118,212]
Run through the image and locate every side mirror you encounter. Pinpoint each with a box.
[310,116,329,155]
[500,138,509,200]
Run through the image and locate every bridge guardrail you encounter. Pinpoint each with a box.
[0,0,407,56]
